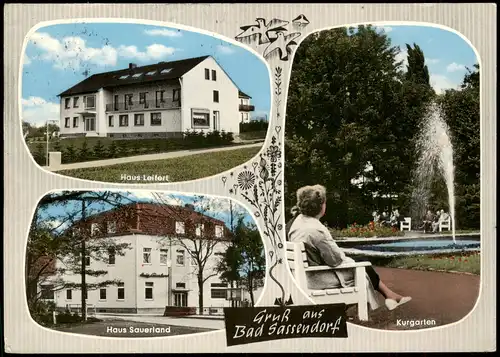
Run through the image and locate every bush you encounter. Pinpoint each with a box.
[63,143,77,163]
[53,140,62,152]
[107,141,118,158]
[240,119,269,133]
[92,140,105,159]
[78,140,91,161]
[56,310,82,324]
[330,221,405,238]
[117,140,129,157]
[29,300,56,327]
[34,143,45,165]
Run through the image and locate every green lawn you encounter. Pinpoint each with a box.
[58,146,261,182]
[358,251,480,275]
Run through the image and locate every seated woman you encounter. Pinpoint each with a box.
[287,185,411,312]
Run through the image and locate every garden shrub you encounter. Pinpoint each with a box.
[240,119,268,133]
[29,300,56,327]
[330,221,405,238]
[56,310,82,324]
[92,140,105,159]
[34,143,45,165]
[53,140,62,152]
[78,140,91,161]
[117,140,129,157]
[107,141,118,158]
[63,143,77,163]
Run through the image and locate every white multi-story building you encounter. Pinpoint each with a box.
[58,56,247,139]
[39,203,256,315]
[238,90,255,124]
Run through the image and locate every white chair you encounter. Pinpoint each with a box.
[400,217,411,231]
[286,241,371,321]
[439,217,451,232]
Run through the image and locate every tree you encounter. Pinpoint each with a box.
[147,193,231,315]
[405,43,431,87]
[78,140,91,161]
[285,25,432,227]
[26,191,135,320]
[92,140,105,159]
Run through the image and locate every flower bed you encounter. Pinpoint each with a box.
[330,221,405,238]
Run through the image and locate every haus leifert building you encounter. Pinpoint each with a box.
[58,55,255,139]
[41,203,252,315]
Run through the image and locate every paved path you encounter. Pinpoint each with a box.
[348,267,480,330]
[96,314,225,330]
[44,142,262,172]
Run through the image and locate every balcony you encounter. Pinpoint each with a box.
[239,104,255,112]
[106,100,180,112]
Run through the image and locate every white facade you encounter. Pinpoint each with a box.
[47,234,246,314]
[59,57,241,139]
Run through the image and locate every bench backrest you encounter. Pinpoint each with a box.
[286,241,309,288]
[403,217,411,224]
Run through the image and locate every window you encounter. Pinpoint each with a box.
[173,88,180,102]
[143,248,152,264]
[195,223,204,237]
[211,283,227,299]
[145,282,154,300]
[73,117,79,128]
[155,91,165,107]
[85,255,91,266]
[66,289,72,300]
[84,95,95,109]
[204,68,210,80]
[176,249,185,266]
[73,97,79,108]
[40,285,55,300]
[91,223,99,236]
[211,69,217,81]
[175,221,185,235]
[119,75,129,79]
[114,95,119,110]
[174,292,188,307]
[119,114,129,127]
[213,90,219,103]
[215,225,224,238]
[64,98,70,109]
[160,249,169,265]
[134,113,145,126]
[107,221,117,234]
[139,92,147,106]
[146,70,157,76]
[124,94,133,109]
[108,248,115,265]
[99,288,107,300]
[160,68,172,74]
[176,282,186,289]
[117,283,125,300]
[132,73,143,78]
[65,117,70,128]
[150,112,161,126]
[191,110,210,128]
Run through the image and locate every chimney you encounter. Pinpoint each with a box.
[129,63,137,69]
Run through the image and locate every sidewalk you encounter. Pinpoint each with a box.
[44,142,262,172]
[96,313,225,330]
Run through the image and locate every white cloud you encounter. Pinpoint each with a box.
[21,96,59,127]
[430,74,459,94]
[23,54,31,66]
[426,58,440,65]
[446,62,467,72]
[216,45,236,55]
[29,32,118,70]
[144,28,182,37]
[394,49,408,69]
[378,26,393,33]
[118,44,176,62]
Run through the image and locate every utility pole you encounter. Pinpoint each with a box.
[81,200,87,321]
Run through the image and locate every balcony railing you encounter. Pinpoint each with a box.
[239,104,255,112]
[106,100,180,112]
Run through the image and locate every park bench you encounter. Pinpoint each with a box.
[400,217,412,231]
[286,241,372,321]
[439,217,451,232]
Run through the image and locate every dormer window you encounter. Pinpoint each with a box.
[132,73,143,78]
[175,221,185,235]
[215,225,224,238]
[146,71,157,76]
[107,221,117,234]
[195,224,204,237]
[161,68,172,74]
[119,75,130,79]
[91,223,99,236]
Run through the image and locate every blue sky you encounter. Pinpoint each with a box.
[21,23,478,127]
[21,22,271,126]
[37,191,255,233]
[374,25,478,93]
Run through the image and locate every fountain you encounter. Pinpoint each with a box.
[413,102,456,243]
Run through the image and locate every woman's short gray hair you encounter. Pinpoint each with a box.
[296,185,327,217]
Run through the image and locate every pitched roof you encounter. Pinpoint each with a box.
[58,55,211,97]
[238,90,251,99]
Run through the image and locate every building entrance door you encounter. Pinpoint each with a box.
[84,116,96,132]
[213,111,220,131]
[174,292,188,307]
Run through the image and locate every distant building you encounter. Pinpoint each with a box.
[58,56,244,139]
[238,90,255,123]
[38,203,253,315]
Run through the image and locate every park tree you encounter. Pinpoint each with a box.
[285,25,432,227]
[26,191,134,321]
[405,43,431,87]
[437,64,480,228]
